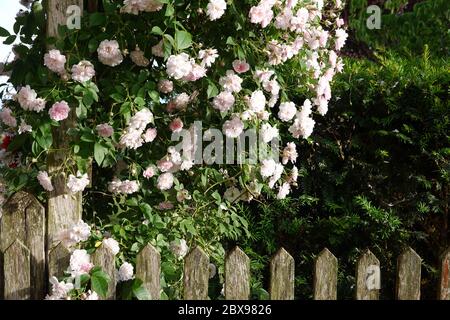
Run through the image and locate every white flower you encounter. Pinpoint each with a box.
[102,237,120,255]
[117,262,134,282]
[248,90,266,113]
[212,91,235,112]
[335,28,348,51]
[67,171,90,193]
[219,70,243,93]
[69,249,93,277]
[18,119,32,134]
[15,85,46,112]
[85,290,99,300]
[170,239,189,259]
[97,40,124,67]
[289,99,315,139]
[46,276,74,300]
[206,0,227,21]
[157,172,174,191]
[260,123,279,143]
[130,46,150,67]
[282,142,298,165]
[260,159,277,178]
[277,182,291,199]
[166,53,193,80]
[71,60,95,83]
[198,48,219,67]
[56,220,91,247]
[37,171,54,192]
[278,102,297,122]
[223,116,244,138]
[129,108,154,131]
[44,49,66,75]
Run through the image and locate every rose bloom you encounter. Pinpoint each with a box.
[232,60,250,74]
[166,53,192,79]
[118,262,134,282]
[96,123,114,138]
[157,79,173,94]
[130,46,150,67]
[97,40,124,67]
[219,70,243,93]
[44,49,66,74]
[142,128,157,143]
[158,201,174,210]
[37,171,54,192]
[157,158,174,172]
[169,118,184,133]
[71,60,95,83]
[157,172,174,191]
[278,101,297,122]
[49,101,70,121]
[143,166,157,179]
[151,40,165,58]
[206,0,227,21]
[212,91,235,112]
[222,116,244,138]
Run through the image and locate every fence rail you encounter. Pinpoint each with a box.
[0,192,449,300]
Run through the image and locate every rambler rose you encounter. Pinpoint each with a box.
[49,101,70,122]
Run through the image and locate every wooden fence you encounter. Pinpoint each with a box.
[0,192,449,300]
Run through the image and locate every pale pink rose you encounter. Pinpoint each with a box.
[282,142,298,164]
[249,4,274,28]
[97,40,124,67]
[157,172,174,191]
[206,0,227,21]
[336,18,345,27]
[130,47,150,67]
[143,166,157,179]
[0,108,17,127]
[212,91,235,112]
[219,70,243,93]
[198,48,219,67]
[44,49,66,75]
[169,118,184,133]
[232,60,250,74]
[142,128,157,143]
[49,101,70,121]
[222,116,244,138]
[157,158,174,172]
[37,171,54,191]
[158,79,174,94]
[151,40,165,58]
[71,60,95,83]
[144,0,164,12]
[96,123,114,138]
[182,63,207,82]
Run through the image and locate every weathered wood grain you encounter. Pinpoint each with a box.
[183,246,209,300]
[438,247,450,300]
[396,247,421,300]
[136,244,161,300]
[314,248,338,300]
[356,249,380,300]
[0,192,45,299]
[48,242,71,280]
[46,0,84,250]
[4,240,31,300]
[225,247,250,300]
[269,248,295,300]
[93,244,116,300]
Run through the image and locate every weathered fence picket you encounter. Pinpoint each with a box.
[314,248,338,300]
[3,240,30,300]
[356,249,380,300]
[225,247,250,300]
[439,248,450,300]
[92,244,116,300]
[396,247,422,300]
[270,248,295,300]
[136,244,161,300]
[0,192,45,300]
[48,242,71,280]
[183,247,209,300]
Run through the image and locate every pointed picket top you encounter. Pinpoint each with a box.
[270,247,295,300]
[93,244,116,300]
[184,246,209,300]
[3,239,31,300]
[314,248,338,300]
[136,243,161,300]
[225,246,250,300]
[396,247,422,300]
[48,242,71,279]
[438,247,450,300]
[356,249,380,300]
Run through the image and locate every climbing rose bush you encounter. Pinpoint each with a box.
[0,0,347,298]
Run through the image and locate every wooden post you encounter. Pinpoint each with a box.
[314,248,338,300]
[136,244,161,300]
[356,249,380,300]
[269,248,295,300]
[396,247,421,300]
[225,247,250,300]
[0,192,45,300]
[46,0,84,248]
[92,245,116,300]
[438,247,450,300]
[183,247,209,300]
[3,240,31,300]
[48,242,71,279]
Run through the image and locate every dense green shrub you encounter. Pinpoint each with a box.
[237,50,449,299]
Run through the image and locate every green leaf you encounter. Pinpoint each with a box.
[207,83,219,99]
[134,96,146,107]
[91,270,110,299]
[165,4,174,17]
[175,30,192,51]
[89,13,106,26]
[151,26,164,36]
[7,134,28,152]
[132,279,151,300]
[3,35,16,45]
[94,142,108,166]
[0,27,10,37]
